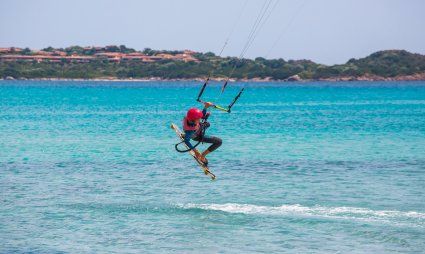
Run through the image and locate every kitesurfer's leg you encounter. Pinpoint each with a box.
[201,135,222,153]
[193,135,222,162]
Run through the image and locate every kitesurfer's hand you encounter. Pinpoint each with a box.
[201,122,210,128]
[204,102,214,108]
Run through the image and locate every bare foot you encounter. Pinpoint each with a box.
[197,155,208,165]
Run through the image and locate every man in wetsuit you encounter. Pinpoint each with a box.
[183,102,222,165]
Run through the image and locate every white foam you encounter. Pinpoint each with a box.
[179,203,425,223]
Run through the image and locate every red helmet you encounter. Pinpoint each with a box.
[186,108,203,121]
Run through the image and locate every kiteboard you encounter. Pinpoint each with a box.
[171,123,216,180]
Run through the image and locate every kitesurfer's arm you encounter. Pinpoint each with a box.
[184,130,195,150]
[202,102,213,118]
[184,130,202,157]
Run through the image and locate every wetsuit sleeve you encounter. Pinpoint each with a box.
[202,108,208,118]
[184,130,195,149]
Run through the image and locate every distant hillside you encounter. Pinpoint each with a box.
[311,50,425,80]
[1,46,424,81]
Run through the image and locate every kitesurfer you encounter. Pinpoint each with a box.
[183,102,222,165]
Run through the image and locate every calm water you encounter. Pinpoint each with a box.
[1,81,425,253]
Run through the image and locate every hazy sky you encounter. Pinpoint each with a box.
[1,0,424,64]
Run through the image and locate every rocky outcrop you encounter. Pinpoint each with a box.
[286,75,302,81]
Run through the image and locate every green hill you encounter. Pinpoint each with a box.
[1,47,424,81]
[312,50,425,79]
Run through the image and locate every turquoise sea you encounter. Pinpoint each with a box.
[1,81,425,253]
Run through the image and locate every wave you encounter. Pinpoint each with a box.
[178,203,425,226]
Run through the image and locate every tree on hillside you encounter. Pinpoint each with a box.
[42,46,55,52]
[22,48,32,55]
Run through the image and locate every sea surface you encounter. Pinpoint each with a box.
[1,81,425,253]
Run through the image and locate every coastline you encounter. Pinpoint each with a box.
[1,73,425,83]
[2,48,425,83]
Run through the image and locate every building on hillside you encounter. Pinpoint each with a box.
[155,53,175,60]
[33,50,54,56]
[154,53,199,62]
[0,47,23,53]
[94,52,123,62]
[0,49,199,63]
[183,50,197,55]
[66,55,95,63]
[122,53,154,62]
[0,54,95,63]
[53,51,67,56]
[0,55,53,63]
[174,53,199,62]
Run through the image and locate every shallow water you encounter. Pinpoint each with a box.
[1,81,424,253]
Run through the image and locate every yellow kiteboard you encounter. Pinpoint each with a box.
[171,123,216,180]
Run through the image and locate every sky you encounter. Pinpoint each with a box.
[0,0,424,65]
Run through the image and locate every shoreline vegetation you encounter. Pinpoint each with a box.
[2,76,425,82]
[1,45,425,82]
